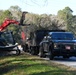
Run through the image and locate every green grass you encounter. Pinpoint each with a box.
[0,53,76,75]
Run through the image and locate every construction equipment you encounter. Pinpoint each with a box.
[0,12,28,55]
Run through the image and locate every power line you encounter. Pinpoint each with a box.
[20,0,34,6]
[20,0,48,7]
[31,0,48,7]
[31,0,40,6]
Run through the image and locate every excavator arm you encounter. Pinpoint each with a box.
[0,19,19,31]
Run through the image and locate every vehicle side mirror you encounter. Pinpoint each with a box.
[44,36,47,39]
[47,36,52,40]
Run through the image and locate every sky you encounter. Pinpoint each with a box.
[0,0,76,15]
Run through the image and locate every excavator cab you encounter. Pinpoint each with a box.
[0,32,8,46]
[0,31,20,55]
[0,11,28,55]
[0,31,15,46]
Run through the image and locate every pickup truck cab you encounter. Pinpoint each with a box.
[39,31,76,60]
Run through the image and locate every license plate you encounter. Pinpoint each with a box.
[65,46,70,50]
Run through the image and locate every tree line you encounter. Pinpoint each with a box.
[0,6,76,43]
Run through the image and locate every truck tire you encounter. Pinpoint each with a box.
[30,46,35,55]
[49,51,54,60]
[30,46,39,55]
[22,44,28,52]
[39,46,45,58]
[48,46,54,60]
[35,46,39,55]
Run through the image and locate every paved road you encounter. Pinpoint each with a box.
[43,56,76,68]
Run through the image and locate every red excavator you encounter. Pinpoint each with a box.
[0,12,28,55]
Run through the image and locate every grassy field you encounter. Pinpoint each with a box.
[0,53,76,75]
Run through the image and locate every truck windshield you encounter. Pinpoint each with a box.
[50,32,74,40]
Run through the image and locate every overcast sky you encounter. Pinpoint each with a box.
[0,0,76,15]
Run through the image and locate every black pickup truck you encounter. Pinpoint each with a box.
[39,31,76,60]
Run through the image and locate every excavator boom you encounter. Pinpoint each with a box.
[0,19,19,31]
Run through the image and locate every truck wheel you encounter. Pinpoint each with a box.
[30,46,39,55]
[34,46,39,55]
[48,46,54,60]
[30,47,35,55]
[48,44,54,60]
[22,44,28,52]
[49,50,54,60]
[39,46,45,58]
